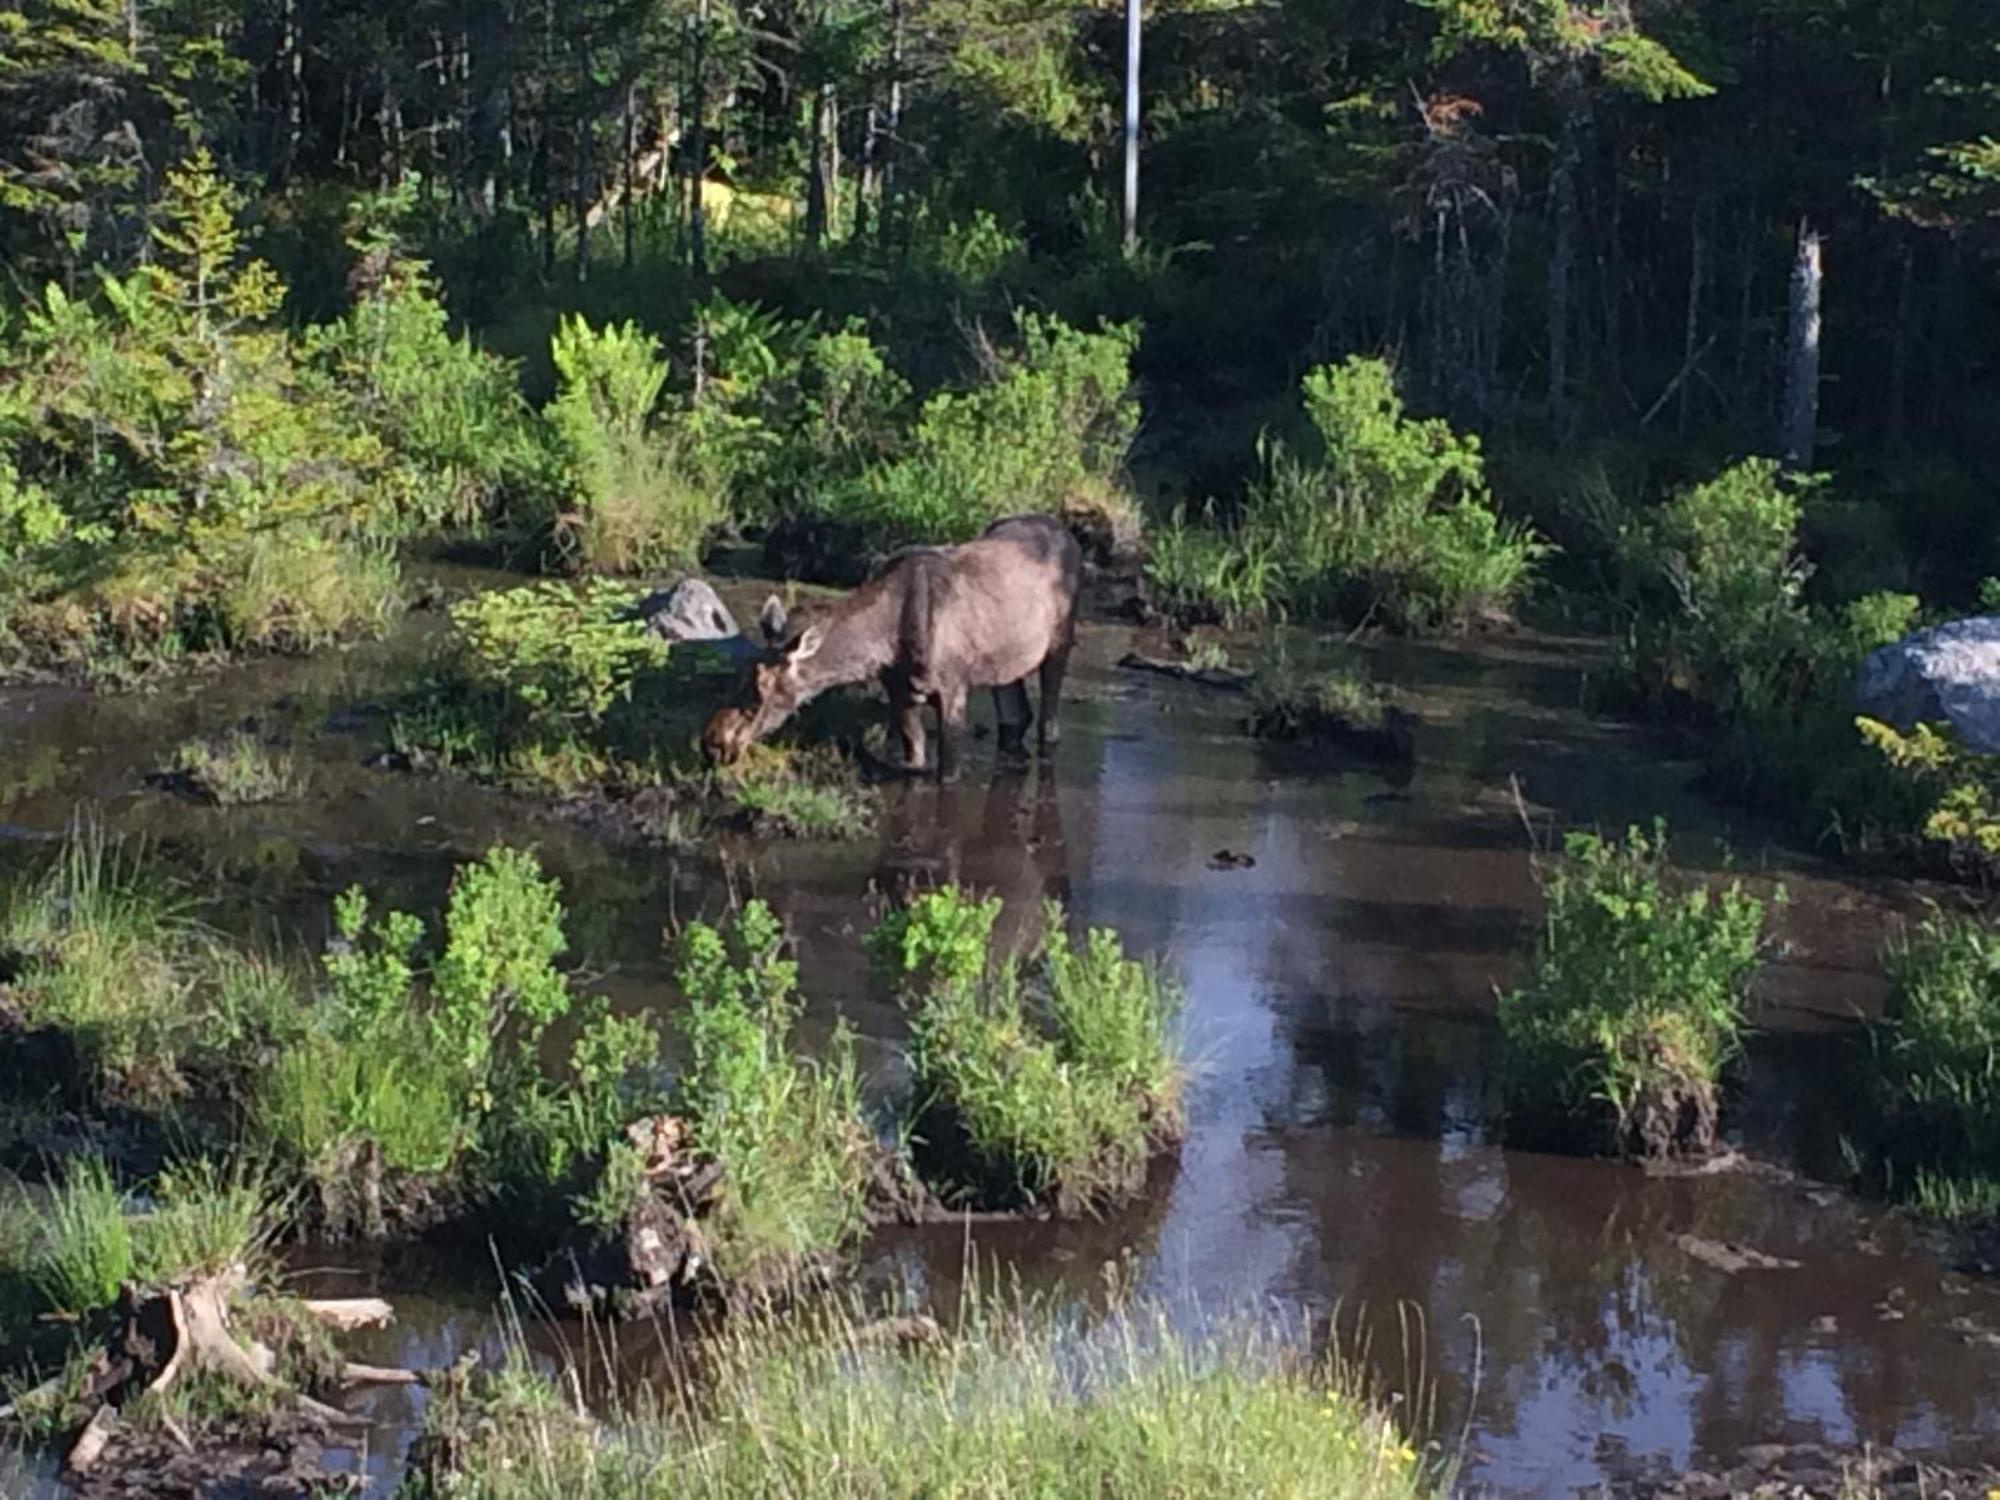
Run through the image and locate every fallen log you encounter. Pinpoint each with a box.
[66,1404,117,1473]
[1117,652,1253,692]
[340,1361,423,1387]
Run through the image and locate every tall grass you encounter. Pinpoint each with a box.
[23,1157,133,1315]
[408,1292,1435,1500]
[0,825,197,1098]
[1871,908,2000,1217]
[135,1157,279,1281]
[1498,822,1775,1159]
[169,729,300,804]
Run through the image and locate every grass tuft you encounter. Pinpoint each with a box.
[24,1157,134,1316]
[407,1291,1434,1500]
[169,730,301,804]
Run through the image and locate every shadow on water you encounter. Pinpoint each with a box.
[5,587,2000,1495]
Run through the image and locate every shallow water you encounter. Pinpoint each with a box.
[5,581,2000,1496]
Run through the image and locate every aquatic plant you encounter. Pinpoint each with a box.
[724,744,872,839]
[1870,907,2000,1218]
[872,888,1184,1211]
[169,730,300,805]
[1498,822,1775,1160]
[669,901,874,1280]
[402,1290,1433,1500]
[1246,646,1412,761]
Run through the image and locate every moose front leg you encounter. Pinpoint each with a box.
[935,685,969,782]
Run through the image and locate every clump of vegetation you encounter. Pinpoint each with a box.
[1247,648,1412,761]
[667,902,875,1283]
[1498,823,1777,1160]
[403,1292,1431,1500]
[17,1157,134,1317]
[871,888,1184,1212]
[1869,908,2000,1221]
[1856,719,2000,872]
[1146,359,1543,633]
[167,730,300,805]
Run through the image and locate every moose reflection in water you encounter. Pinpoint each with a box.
[703,514,1080,779]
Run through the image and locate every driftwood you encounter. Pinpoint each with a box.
[20,1273,418,1480]
[301,1297,395,1332]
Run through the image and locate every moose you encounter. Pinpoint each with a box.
[702,514,1080,779]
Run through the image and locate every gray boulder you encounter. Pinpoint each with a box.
[629,577,758,664]
[1856,615,2000,753]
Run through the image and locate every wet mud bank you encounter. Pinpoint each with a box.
[5,576,2000,1496]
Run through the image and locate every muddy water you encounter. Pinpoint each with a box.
[5,583,2000,1496]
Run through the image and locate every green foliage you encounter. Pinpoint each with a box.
[21,1157,132,1315]
[874,888,1183,1210]
[671,902,873,1276]
[811,315,1137,552]
[1150,360,1543,633]
[1874,908,2000,1198]
[545,315,726,573]
[726,746,873,839]
[169,730,298,805]
[1499,823,1775,1158]
[1857,719,2000,864]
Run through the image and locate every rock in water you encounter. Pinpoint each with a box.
[629,577,758,664]
[1856,616,2000,754]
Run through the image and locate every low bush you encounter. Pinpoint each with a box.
[1498,822,1776,1160]
[668,902,875,1282]
[1870,908,2000,1217]
[21,1157,133,1317]
[871,888,1183,1211]
[404,1292,1431,1500]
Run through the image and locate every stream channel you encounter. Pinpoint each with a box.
[4,571,1999,1495]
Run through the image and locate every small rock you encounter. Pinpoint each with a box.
[1207,849,1256,870]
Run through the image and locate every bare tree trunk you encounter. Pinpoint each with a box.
[1547,83,1584,439]
[1779,218,1822,471]
[1122,0,1141,255]
[1887,236,1914,454]
[689,0,709,282]
[1678,196,1709,434]
[856,98,880,242]
[623,86,637,268]
[574,91,593,284]
[805,85,829,250]
[276,0,303,183]
[881,0,902,251]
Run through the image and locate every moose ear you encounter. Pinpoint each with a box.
[759,594,789,644]
[787,623,827,663]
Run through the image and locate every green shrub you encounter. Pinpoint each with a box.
[23,1157,133,1316]
[169,730,299,805]
[545,315,727,573]
[872,888,1183,1210]
[671,902,873,1278]
[1872,908,2000,1211]
[1857,718,2000,866]
[1498,822,1775,1159]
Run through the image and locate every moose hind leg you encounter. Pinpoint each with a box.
[993,680,1033,756]
[1036,646,1071,749]
[892,689,928,773]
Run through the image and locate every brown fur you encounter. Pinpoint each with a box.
[705,515,1081,778]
